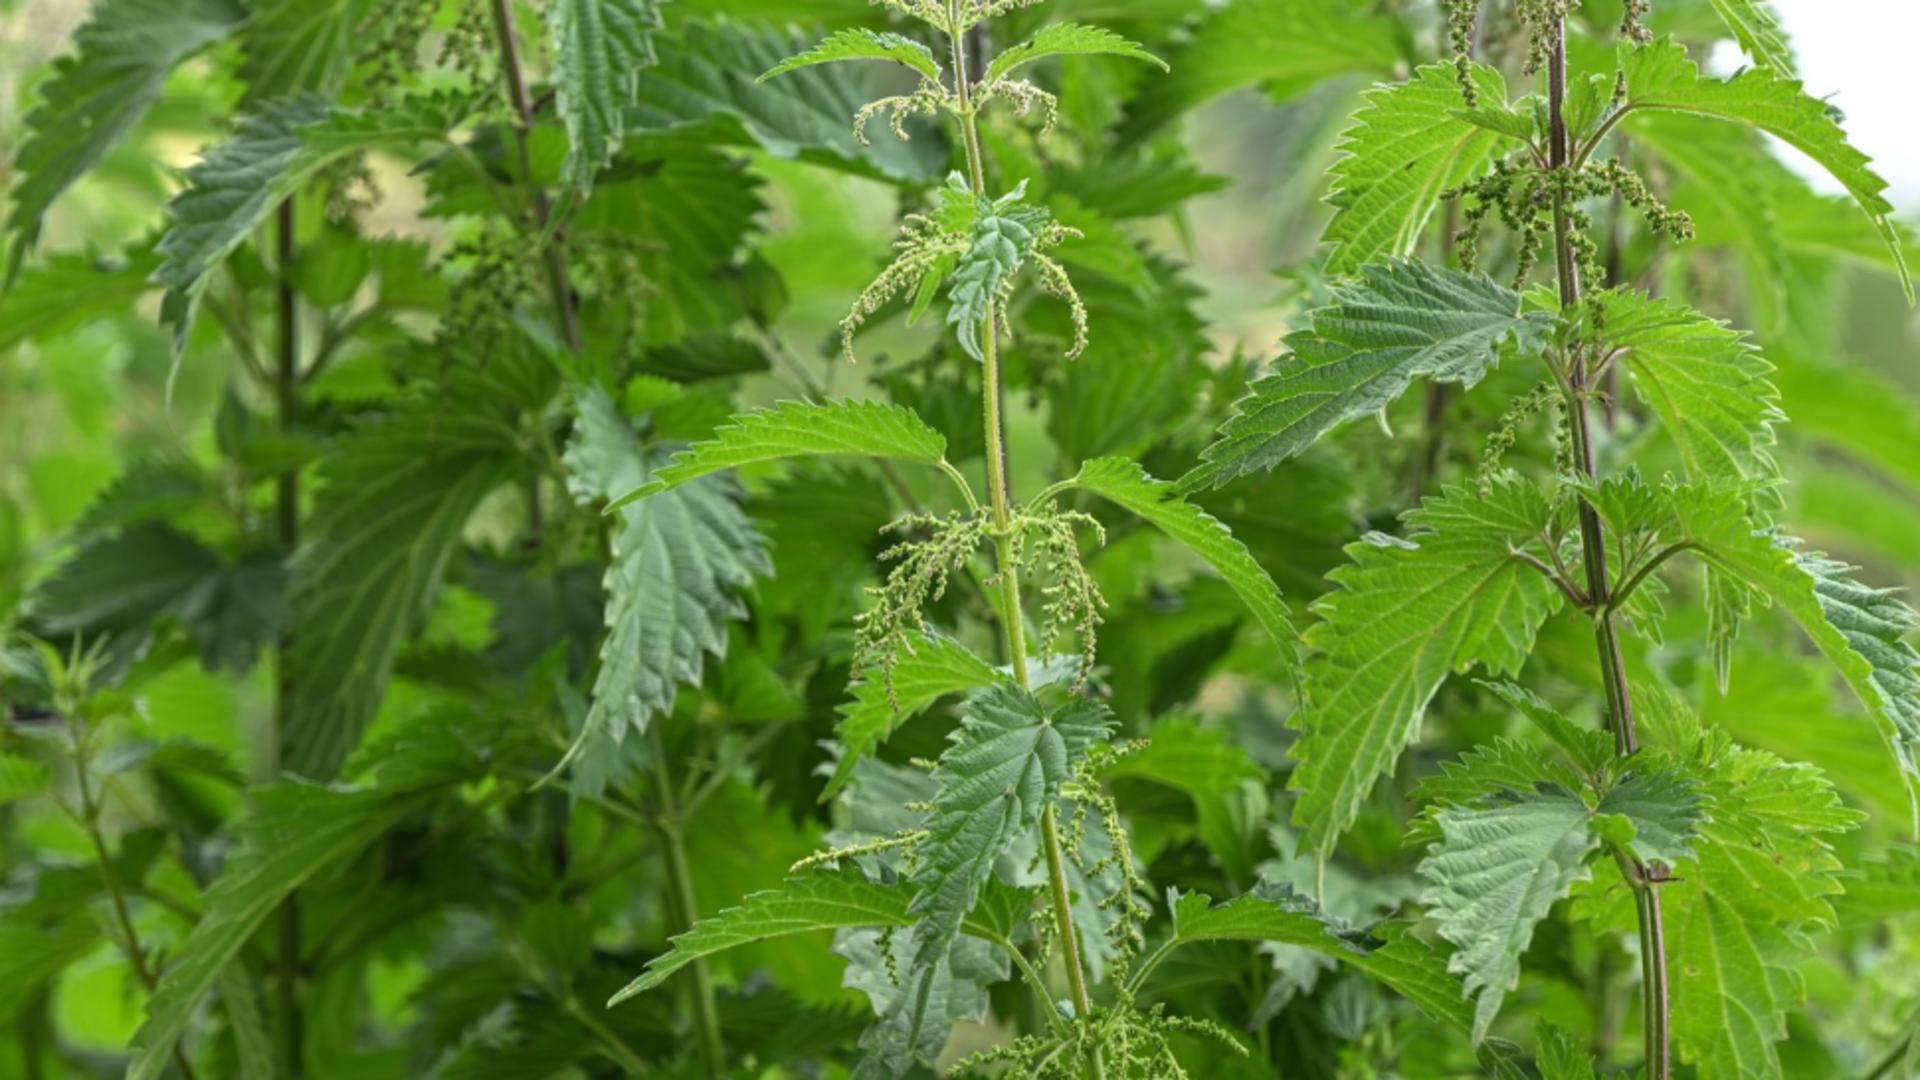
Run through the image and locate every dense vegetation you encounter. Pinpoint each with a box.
[2,0,1918,1077]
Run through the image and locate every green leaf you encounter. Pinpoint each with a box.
[561,389,770,794]
[948,190,1053,362]
[1067,457,1299,670]
[838,928,1003,1079]
[1834,848,1920,930]
[1620,482,1920,818]
[908,683,1113,972]
[236,0,370,104]
[1536,1023,1599,1080]
[32,523,220,639]
[155,93,469,354]
[0,249,158,352]
[1102,718,1264,884]
[828,631,999,799]
[1596,767,1706,868]
[1120,0,1400,139]
[1616,39,1909,299]
[1477,680,1613,779]
[609,869,911,1006]
[283,408,513,777]
[127,710,503,1080]
[1419,785,1600,1043]
[0,754,48,807]
[567,140,765,345]
[1183,261,1554,490]
[1643,718,1859,1077]
[4,0,242,278]
[1771,353,1920,497]
[628,21,946,182]
[1323,63,1514,275]
[606,398,948,510]
[1595,290,1782,491]
[215,963,275,1080]
[759,28,942,84]
[1164,886,1473,1033]
[1289,477,1566,854]
[548,0,664,195]
[1706,0,1795,73]
[983,23,1167,82]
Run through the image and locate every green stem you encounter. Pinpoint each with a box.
[1545,18,1670,1080]
[487,0,581,353]
[564,995,652,1074]
[66,714,202,1080]
[945,8,1104,1078]
[648,726,725,1077]
[271,196,305,1080]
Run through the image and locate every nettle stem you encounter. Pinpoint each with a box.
[945,9,1105,1077]
[649,725,725,1077]
[67,713,202,1080]
[271,197,305,1079]
[1545,17,1670,1079]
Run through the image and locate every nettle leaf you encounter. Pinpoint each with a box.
[1477,680,1614,779]
[236,0,369,104]
[548,0,664,195]
[1419,786,1600,1043]
[284,409,513,778]
[1121,0,1401,138]
[607,398,948,511]
[1164,887,1472,1032]
[1289,477,1566,855]
[1593,769,1705,867]
[1615,39,1909,298]
[0,754,49,807]
[908,683,1113,973]
[838,926,1004,1080]
[1323,63,1514,275]
[562,389,770,794]
[1596,290,1782,491]
[1068,457,1299,671]
[1102,718,1264,884]
[759,28,942,84]
[4,0,242,277]
[983,23,1167,82]
[629,20,946,182]
[570,141,763,345]
[128,710,505,1080]
[1622,482,1920,816]
[1537,1023,1600,1080]
[610,869,911,1006]
[828,631,998,799]
[948,190,1053,362]
[0,249,158,351]
[155,93,470,353]
[1184,261,1554,490]
[1644,722,1860,1077]
[1706,0,1796,73]
[1833,847,1920,930]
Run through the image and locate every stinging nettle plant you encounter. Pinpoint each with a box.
[1184,1,1920,1078]
[595,2,1482,1076]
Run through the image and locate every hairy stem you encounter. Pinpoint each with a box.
[944,10,1113,1076]
[272,197,304,1080]
[1546,18,1670,1079]
[947,9,1104,1077]
[648,726,724,1077]
[67,715,201,1080]
[487,0,581,353]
